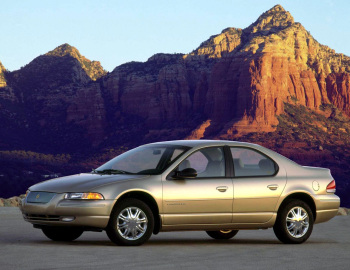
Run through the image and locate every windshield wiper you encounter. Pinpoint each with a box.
[93,169,132,175]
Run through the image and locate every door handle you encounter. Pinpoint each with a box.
[216,186,228,192]
[267,184,278,190]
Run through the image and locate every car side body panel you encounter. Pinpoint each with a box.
[275,160,340,224]
[19,140,340,234]
[162,177,233,225]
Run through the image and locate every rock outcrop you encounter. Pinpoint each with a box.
[337,207,350,216]
[0,195,25,207]
[200,4,350,136]
[189,27,243,58]
[0,61,6,87]
[1,5,350,206]
[326,73,350,116]
[0,61,17,104]
[46,43,106,81]
[1,5,350,151]
[0,45,108,151]
[99,4,350,141]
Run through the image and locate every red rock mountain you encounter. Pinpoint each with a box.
[188,5,350,137]
[1,5,350,206]
[0,4,350,151]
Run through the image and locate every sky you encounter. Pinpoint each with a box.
[0,0,349,72]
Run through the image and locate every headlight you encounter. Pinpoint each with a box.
[64,192,104,200]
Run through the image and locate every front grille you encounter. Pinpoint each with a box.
[23,213,60,221]
[27,191,56,204]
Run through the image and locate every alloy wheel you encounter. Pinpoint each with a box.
[117,207,148,240]
[285,206,309,238]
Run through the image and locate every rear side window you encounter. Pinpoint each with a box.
[230,147,276,177]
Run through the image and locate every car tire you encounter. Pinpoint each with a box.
[42,227,83,241]
[106,198,154,246]
[206,230,239,240]
[273,199,314,244]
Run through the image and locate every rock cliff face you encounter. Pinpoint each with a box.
[1,5,350,152]
[196,4,350,137]
[97,4,350,140]
[0,62,17,102]
[326,73,350,116]
[46,44,106,81]
[0,61,6,87]
[2,5,350,206]
[0,45,107,151]
[189,27,243,58]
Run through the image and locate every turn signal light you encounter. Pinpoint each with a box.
[83,193,104,200]
[326,180,336,193]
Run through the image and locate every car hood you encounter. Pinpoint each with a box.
[29,173,148,193]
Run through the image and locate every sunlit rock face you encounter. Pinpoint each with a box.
[1,5,350,150]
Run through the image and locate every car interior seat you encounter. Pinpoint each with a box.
[258,159,275,175]
[203,149,225,177]
[233,158,245,176]
[179,160,191,171]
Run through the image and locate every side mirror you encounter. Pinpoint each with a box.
[174,168,197,179]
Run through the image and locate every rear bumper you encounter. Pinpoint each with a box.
[315,209,339,224]
[19,194,115,229]
[314,194,340,224]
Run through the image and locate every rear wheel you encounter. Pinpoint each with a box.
[206,230,239,240]
[42,227,83,241]
[273,200,314,244]
[106,198,154,246]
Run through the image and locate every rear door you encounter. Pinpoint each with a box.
[230,147,286,223]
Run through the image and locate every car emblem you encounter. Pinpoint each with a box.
[36,194,40,199]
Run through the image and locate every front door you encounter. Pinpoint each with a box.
[162,146,233,225]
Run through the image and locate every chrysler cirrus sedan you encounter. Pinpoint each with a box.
[20,140,340,245]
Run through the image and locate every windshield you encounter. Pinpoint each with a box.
[94,144,190,175]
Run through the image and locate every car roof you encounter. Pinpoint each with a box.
[145,139,261,148]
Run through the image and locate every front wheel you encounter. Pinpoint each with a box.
[206,230,239,240]
[106,198,154,246]
[42,227,83,241]
[273,200,314,244]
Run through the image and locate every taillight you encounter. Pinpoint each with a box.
[326,180,336,193]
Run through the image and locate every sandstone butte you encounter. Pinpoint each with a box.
[0,4,350,152]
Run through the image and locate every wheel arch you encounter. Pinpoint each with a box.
[277,192,317,221]
[111,190,161,234]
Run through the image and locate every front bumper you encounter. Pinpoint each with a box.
[20,193,115,229]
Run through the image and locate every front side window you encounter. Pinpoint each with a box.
[230,147,276,177]
[177,147,225,178]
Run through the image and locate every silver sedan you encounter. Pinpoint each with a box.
[20,140,340,245]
